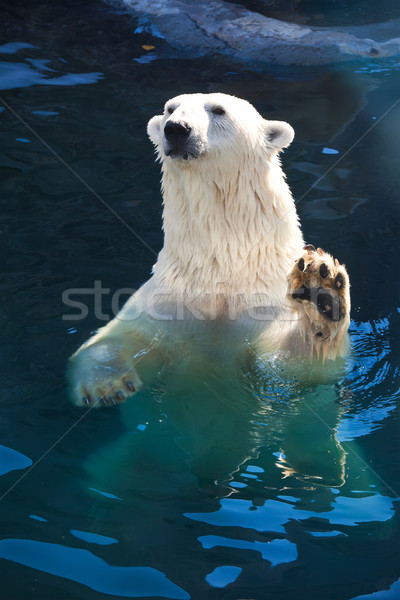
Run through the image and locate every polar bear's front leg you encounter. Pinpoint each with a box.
[68,326,164,407]
[285,245,351,361]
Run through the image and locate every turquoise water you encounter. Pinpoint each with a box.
[0,1,400,598]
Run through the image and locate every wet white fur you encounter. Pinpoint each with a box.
[70,93,306,403]
[147,93,304,312]
[95,94,302,326]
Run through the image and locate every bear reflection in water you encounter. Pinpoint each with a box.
[83,349,352,497]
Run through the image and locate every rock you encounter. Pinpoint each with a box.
[114,0,400,66]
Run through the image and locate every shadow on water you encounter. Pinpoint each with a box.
[0,0,399,598]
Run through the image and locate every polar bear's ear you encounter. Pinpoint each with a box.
[147,115,163,146]
[264,120,295,151]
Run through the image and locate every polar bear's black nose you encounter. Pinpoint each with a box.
[164,121,191,141]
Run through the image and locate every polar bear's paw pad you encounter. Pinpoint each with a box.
[288,245,350,327]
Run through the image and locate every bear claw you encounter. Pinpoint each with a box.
[126,380,136,393]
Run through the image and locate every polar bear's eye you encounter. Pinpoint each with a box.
[166,106,175,115]
[211,106,225,116]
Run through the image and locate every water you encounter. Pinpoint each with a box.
[0,1,400,598]
[235,0,400,27]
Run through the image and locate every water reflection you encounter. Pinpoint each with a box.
[0,0,399,597]
[0,539,190,598]
[83,350,348,496]
[79,317,399,595]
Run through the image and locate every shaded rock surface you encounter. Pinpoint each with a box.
[114,0,400,65]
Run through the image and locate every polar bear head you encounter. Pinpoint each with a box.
[147,92,294,165]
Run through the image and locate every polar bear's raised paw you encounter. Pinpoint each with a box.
[287,245,351,359]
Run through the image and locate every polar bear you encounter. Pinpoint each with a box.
[69,92,350,407]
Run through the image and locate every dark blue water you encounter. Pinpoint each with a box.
[0,1,400,598]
